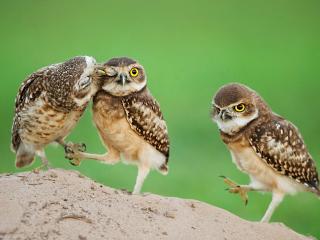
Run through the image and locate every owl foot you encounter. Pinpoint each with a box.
[64,142,86,166]
[65,150,83,166]
[64,142,86,154]
[32,162,52,174]
[220,176,249,205]
[228,186,249,206]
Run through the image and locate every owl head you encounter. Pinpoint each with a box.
[101,57,147,96]
[44,56,106,108]
[72,56,106,100]
[212,83,269,135]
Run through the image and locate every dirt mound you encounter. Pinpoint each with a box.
[0,169,311,240]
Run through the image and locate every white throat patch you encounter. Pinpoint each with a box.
[215,110,258,135]
[102,81,146,97]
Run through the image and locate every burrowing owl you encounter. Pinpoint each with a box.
[211,83,319,222]
[11,56,106,169]
[65,57,169,194]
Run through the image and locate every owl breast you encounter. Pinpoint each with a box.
[92,94,150,162]
[228,141,304,194]
[18,98,85,149]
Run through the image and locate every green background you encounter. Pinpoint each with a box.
[1,0,319,238]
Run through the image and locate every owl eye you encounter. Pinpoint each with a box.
[129,68,139,77]
[234,103,246,112]
[79,76,91,89]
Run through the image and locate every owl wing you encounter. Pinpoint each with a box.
[14,66,53,112]
[11,68,48,151]
[121,89,170,161]
[248,117,319,190]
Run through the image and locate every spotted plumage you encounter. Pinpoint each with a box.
[248,118,319,190]
[65,57,170,194]
[212,83,319,222]
[11,56,105,168]
[122,88,169,161]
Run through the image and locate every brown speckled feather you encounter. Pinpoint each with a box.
[11,70,46,151]
[15,71,45,112]
[121,88,170,161]
[248,117,319,190]
[11,57,92,152]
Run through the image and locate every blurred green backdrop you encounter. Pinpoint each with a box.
[1,0,320,238]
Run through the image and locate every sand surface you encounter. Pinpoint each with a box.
[0,169,312,240]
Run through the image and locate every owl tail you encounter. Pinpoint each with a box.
[15,143,35,168]
[159,163,169,175]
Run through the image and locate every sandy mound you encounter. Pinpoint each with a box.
[0,169,311,240]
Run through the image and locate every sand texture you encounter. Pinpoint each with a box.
[0,169,312,240]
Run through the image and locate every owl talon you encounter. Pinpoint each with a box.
[220,176,239,188]
[64,145,74,154]
[77,143,86,152]
[221,176,249,205]
[64,142,86,155]
[65,149,83,166]
[69,159,81,166]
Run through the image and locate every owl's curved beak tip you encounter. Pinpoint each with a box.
[94,65,107,77]
[97,69,106,76]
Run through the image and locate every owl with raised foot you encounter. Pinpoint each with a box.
[65,57,170,194]
[212,83,319,222]
[11,56,106,169]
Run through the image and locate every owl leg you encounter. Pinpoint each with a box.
[33,150,51,173]
[260,192,284,222]
[220,176,258,205]
[133,165,150,194]
[65,146,120,166]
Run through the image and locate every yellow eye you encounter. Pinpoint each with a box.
[129,68,139,77]
[234,103,246,112]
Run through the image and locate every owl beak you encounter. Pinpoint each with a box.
[94,65,107,77]
[221,110,232,121]
[97,69,107,76]
[119,73,127,86]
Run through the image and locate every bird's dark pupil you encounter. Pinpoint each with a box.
[132,70,136,74]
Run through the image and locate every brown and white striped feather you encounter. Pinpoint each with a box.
[11,68,48,151]
[248,117,319,192]
[121,88,169,162]
[11,59,89,152]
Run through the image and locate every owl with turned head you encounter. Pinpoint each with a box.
[211,83,319,222]
[11,56,106,169]
[65,57,170,194]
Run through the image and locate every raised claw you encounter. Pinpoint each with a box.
[64,142,86,155]
[65,149,82,166]
[220,175,239,188]
[64,145,74,154]
[77,143,86,152]
[220,176,249,205]
[65,154,73,160]
[69,159,81,166]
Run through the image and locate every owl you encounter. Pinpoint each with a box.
[211,83,320,222]
[11,56,106,169]
[65,57,170,194]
